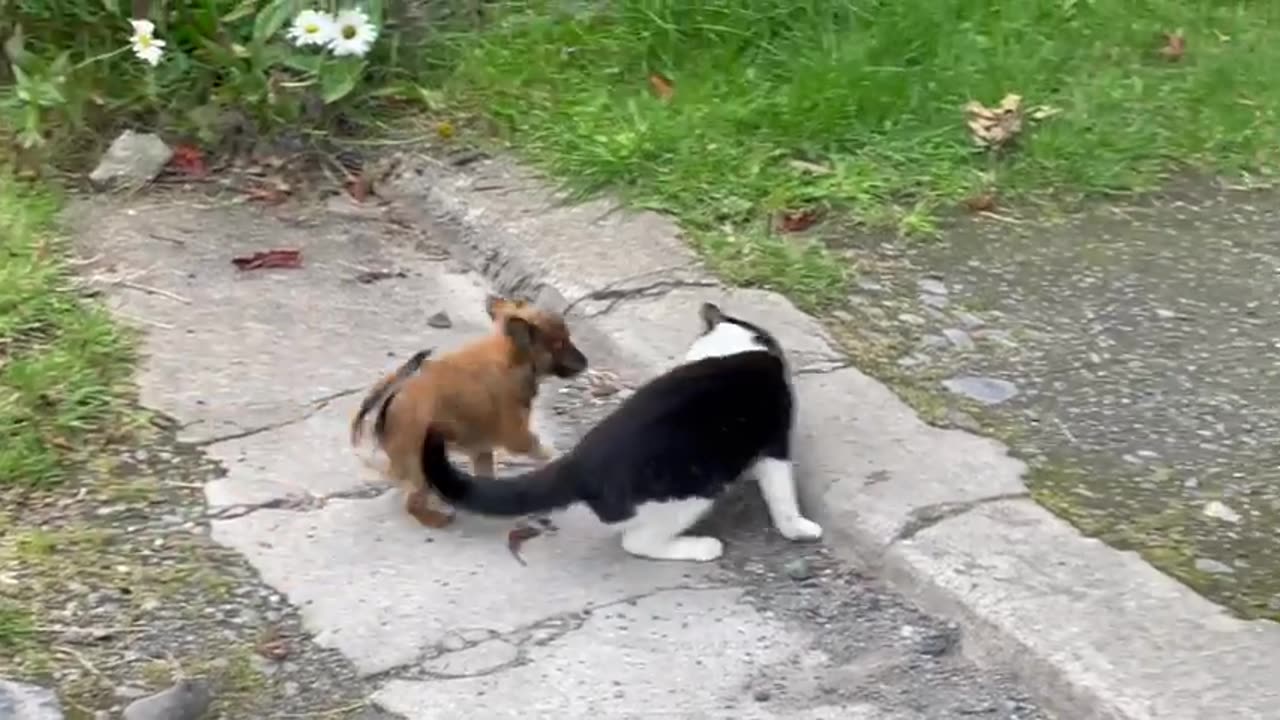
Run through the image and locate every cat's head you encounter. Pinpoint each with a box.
[683,302,786,362]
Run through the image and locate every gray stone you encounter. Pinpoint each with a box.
[898,312,926,326]
[942,328,976,351]
[0,679,64,720]
[921,293,949,309]
[1202,501,1242,524]
[946,410,983,432]
[919,278,948,295]
[1194,558,1235,575]
[122,678,212,720]
[89,130,173,190]
[942,376,1019,405]
[784,558,813,581]
[427,310,453,328]
[856,279,885,293]
[921,334,950,351]
[955,311,986,329]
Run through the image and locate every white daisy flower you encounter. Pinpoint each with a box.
[128,18,166,66]
[287,9,336,48]
[328,8,378,58]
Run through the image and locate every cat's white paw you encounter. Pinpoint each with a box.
[622,534,724,562]
[671,536,724,562]
[777,517,823,541]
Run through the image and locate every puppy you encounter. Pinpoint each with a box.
[350,295,588,527]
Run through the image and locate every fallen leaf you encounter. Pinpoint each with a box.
[245,177,291,204]
[435,121,456,140]
[169,144,208,177]
[787,159,833,176]
[964,93,1025,150]
[354,269,406,284]
[1028,105,1062,121]
[344,174,371,202]
[256,638,290,661]
[776,208,821,233]
[648,72,674,102]
[507,525,542,566]
[231,248,303,271]
[1159,30,1186,61]
[964,193,997,212]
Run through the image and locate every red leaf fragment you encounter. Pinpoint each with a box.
[507,525,542,566]
[345,174,371,202]
[777,208,821,233]
[1159,30,1186,61]
[231,248,303,271]
[648,72,674,102]
[169,144,208,177]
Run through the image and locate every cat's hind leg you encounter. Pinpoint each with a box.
[751,456,823,541]
[620,498,722,562]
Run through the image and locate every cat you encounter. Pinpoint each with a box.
[417,301,823,562]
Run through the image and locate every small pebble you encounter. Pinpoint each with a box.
[919,278,948,295]
[122,678,212,720]
[941,328,975,351]
[1194,558,1234,575]
[783,558,812,581]
[1202,500,1241,524]
[427,311,453,329]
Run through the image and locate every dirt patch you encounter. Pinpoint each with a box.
[0,418,398,719]
[817,180,1280,621]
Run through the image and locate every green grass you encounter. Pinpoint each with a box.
[0,171,136,487]
[440,0,1280,301]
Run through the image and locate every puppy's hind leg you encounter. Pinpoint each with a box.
[620,498,721,562]
[392,456,455,529]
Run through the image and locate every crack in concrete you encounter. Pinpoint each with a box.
[794,359,855,376]
[574,279,721,319]
[372,582,732,684]
[892,492,1030,543]
[204,484,388,522]
[191,386,363,447]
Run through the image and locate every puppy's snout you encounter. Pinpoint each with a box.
[555,343,588,378]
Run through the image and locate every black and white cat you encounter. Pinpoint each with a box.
[419,302,823,562]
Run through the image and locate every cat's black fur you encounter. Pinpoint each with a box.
[419,306,793,525]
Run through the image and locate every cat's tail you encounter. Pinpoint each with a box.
[420,426,579,516]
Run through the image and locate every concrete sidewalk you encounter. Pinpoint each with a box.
[374,153,1280,720]
[70,188,1046,718]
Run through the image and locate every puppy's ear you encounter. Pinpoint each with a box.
[699,302,725,332]
[485,294,507,320]
[503,316,539,355]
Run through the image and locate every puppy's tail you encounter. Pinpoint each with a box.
[350,348,434,448]
[420,426,579,516]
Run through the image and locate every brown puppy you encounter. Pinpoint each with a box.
[350,295,588,527]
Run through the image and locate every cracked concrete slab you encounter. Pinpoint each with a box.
[373,586,874,720]
[74,188,1055,719]
[66,196,487,445]
[380,150,1280,719]
[209,493,713,676]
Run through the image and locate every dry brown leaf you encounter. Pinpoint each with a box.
[648,72,674,102]
[1160,30,1186,61]
[231,248,303,271]
[345,174,371,202]
[776,208,821,233]
[507,526,542,566]
[787,159,833,176]
[964,93,1024,150]
[964,193,997,213]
